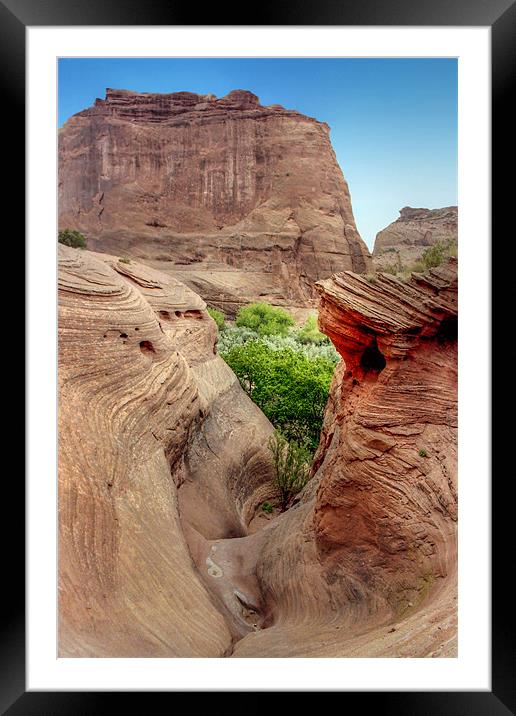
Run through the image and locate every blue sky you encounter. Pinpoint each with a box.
[58,58,457,250]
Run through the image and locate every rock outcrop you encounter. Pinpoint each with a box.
[231,259,458,657]
[372,206,457,271]
[58,89,371,314]
[58,245,276,656]
[59,244,457,658]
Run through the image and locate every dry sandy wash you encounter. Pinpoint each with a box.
[58,246,457,657]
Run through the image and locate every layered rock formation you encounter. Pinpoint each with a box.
[372,206,458,271]
[59,244,457,658]
[58,245,276,656]
[58,89,371,314]
[232,258,458,657]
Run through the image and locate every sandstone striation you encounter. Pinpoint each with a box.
[59,244,457,658]
[58,245,276,656]
[372,206,458,271]
[58,89,371,314]
[230,258,458,656]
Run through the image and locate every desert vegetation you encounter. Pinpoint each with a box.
[58,228,87,249]
[380,238,457,280]
[218,304,338,455]
[207,307,225,330]
[235,302,295,336]
[268,430,311,512]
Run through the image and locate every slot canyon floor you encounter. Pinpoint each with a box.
[58,245,457,658]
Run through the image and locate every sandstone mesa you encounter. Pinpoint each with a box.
[58,89,372,315]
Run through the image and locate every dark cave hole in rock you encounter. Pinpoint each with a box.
[139,340,156,356]
[120,332,128,339]
[436,316,458,343]
[184,310,204,320]
[159,310,171,320]
[360,339,386,373]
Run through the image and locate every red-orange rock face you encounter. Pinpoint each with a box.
[59,89,371,313]
[311,261,457,630]
[233,260,458,657]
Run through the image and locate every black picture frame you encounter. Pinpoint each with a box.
[7,0,510,711]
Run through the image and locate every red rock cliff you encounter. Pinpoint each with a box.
[58,89,372,313]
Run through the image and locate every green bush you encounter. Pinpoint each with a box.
[235,302,295,337]
[296,314,328,345]
[261,502,274,514]
[421,239,457,270]
[222,341,334,451]
[207,307,225,331]
[381,239,457,281]
[268,431,311,511]
[382,263,399,275]
[218,325,340,364]
[58,229,87,249]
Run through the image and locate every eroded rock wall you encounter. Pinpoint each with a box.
[232,259,458,657]
[59,242,457,658]
[58,245,275,656]
[58,89,371,313]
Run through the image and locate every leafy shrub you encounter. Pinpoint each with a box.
[58,229,87,249]
[119,256,131,264]
[261,502,273,514]
[207,307,225,331]
[419,448,428,458]
[261,333,339,363]
[268,431,311,511]
[235,302,295,337]
[296,314,328,345]
[222,341,335,451]
[420,239,457,270]
[218,325,340,364]
[381,240,457,281]
[217,325,260,353]
[382,263,399,275]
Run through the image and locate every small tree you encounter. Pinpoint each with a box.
[58,229,87,249]
[207,307,225,331]
[222,341,334,451]
[268,431,311,512]
[236,302,294,337]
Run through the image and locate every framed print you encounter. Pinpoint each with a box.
[6,0,510,710]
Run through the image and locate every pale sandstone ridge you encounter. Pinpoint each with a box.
[58,245,276,656]
[372,206,458,271]
[59,244,457,658]
[58,88,371,314]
